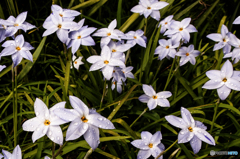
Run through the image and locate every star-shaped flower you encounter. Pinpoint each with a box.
[122,30,147,48]
[223,33,240,63]
[155,39,180,60]
[71,55,84,69]
[87,45,125,80]
[22,98,68,145]
[158,15,175,34]
[165,107,215,154]
[176,44,200,66]
[131,131,165,159]
[0,34,34,67]
[164,18,197,43]
[0,145,22,159]
[42,13,78,43]
[53,96,115,150]
[51,4,80,18]
[206,25,232,54]
[202,60,240,100]
[92,19,124,48]
[131,0,168,21]
[139,84,172,110]
[0,12,36,37]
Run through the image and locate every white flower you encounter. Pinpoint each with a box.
[42,13,78,43]
[202,60,240,100]
[71,55,84,69]
[0,12,36,37]
[53,96,115,150]
[22,98,68,145]
[122,30,147,48]
[223,33,240,63]
[165,107,215,154]
[176,44,200,66]
[154,39,179,60]
[139,84,172,110]
[92,19,124,48]
[87,45,125,80]
[111,80,124,93]
[164,18,197,43]
[158,15,175,34]
[131,131,165,159]
[206,25,232,54]
[0,34,34,67]
[108,40,131,62]
[131,0,168,21]
[51,4,80,18]
[0,145,22,159]
[233,16,240,24]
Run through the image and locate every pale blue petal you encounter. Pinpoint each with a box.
[165,115,188,129]
[66,118,88,141]
[47,126,63,145]
[190,135,202,154]
[83,124,100,150]
[178,129,194,143]
[87,114,115,129]
[217,85,231,100]
[193,127,215,145]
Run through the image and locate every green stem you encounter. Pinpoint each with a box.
[152,60,163,82]
[130,107,148,127]
[14,67,17,147]
[100,79,107,109]
[36,137,44,159]
[63,48,72,101]
[52,142,56,159]
[12,64,16,147]
[163,57,176,91]
[84,148,93,159]
[53,141,68,158]
[155,139,178,159]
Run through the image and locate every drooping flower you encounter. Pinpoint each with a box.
[139,84,172,110]
[206,25,232,54]
[92,19,124,47]
[164,18,197,43]
[87,45,125,80]
[0,145,22,159]
[175,44,200,66]
[202,60,240,100]
[22,98,68,145]
[131,131,165,159]
[53,96,115,150]
[0,12,36,37]
[0,34,34,67]
[158,15,175,34]
[131,0,169,21]
[51,4,80,19]
[42,13,78,43]
[154,39,180,60]
[165,107,215,154]
[122,30,147,48]
[67,19,96,54]
[71,55,84,69]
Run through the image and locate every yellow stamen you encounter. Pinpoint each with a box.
[107,33,111,36]
[58,24,62,29]
[14,24,19,27]
[152,95,157,99]
[59,14,63,17]
[166,46,169,49]
[188,127,193,132]
[112,49,116,52]
[81,116,88,123]
[165,22,168,25]
[179,28,183,31]
[223,38,226,42]
[74,61,77,64]
[16,47,21,51]
[147,7,151,10]
[44,120,51,126]
[186,53,190,56]
[134,36,137,39]
[113,70,115,73]
[222,78,227,82]
[104,60,109,64]
[148,143,153,148]
[77,36,81,39]
[113,81,116,84]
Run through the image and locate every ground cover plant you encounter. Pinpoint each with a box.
[0,0,240,158]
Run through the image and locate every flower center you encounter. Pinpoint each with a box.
[148,143,153,148]
[59,14,63,17]
[147,7,151,10]
[166,45,169,49]
[188,127,193,132]
[134,36,137,39]
[104,60,109,64]
[223,38,226,42]
[77,36,81,39]
[222,78,227,82]
[113,81,116,84]
[74,61,78,64]
[179,27,183,31]
[44,120,51,126]
[113,70,115,73]
[122,71,125,73]
[2,25,6,29]
[107,33,111,36]
[16,47,21,51]
[58,24,62,29]
[112,49,116,52]
[186,53,190,56]
[14,23,19,27]
[81,116,88,123]
[165,22,168,25]
[152,95,157,99]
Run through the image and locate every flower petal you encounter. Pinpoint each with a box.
[12,53,23,67]
[87,114,115,129]
[135,37,146,47]
[150,131,162,145]
[53,108,79,122]
[178,129,194,143]
[206,33,222,42]
[131,139,149,150]
[83,124,100,150]
[56,29,68,43]
[139,94,150,103]
[206,70,221,80]
[147,98,157,110]
[217,85,231,100]
[69,95,89,116]
[34,98,49,120]
[82,36,95,46]
[181,107,195,127]
[15,11,27,24]
[102,65,113,80]
[157,98,170,107]
[142,84,155,96]
[190,135,202,154]
[165,115,188,129]
[150,146,162,158]
[131,5,145,13]
[12,145,22,159]
[47,126,63,145]
[100,36,111,48]
[89,60,105,71]
[202,80,223,90]
[137,150,152,159]
[66,118,88,141]
[87,55,102,64]
[108,19,117,31]
[221,60,233,78]
[156,91,172,98]
[225,78,240,91]
[32,123,48,143]
[233,16,240,24]
[193,127,215,145]
[15,34,24,47]
[22,117,42,132]
[19,50,33,62]
[181,18,191,28]
[141,131,152,142]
